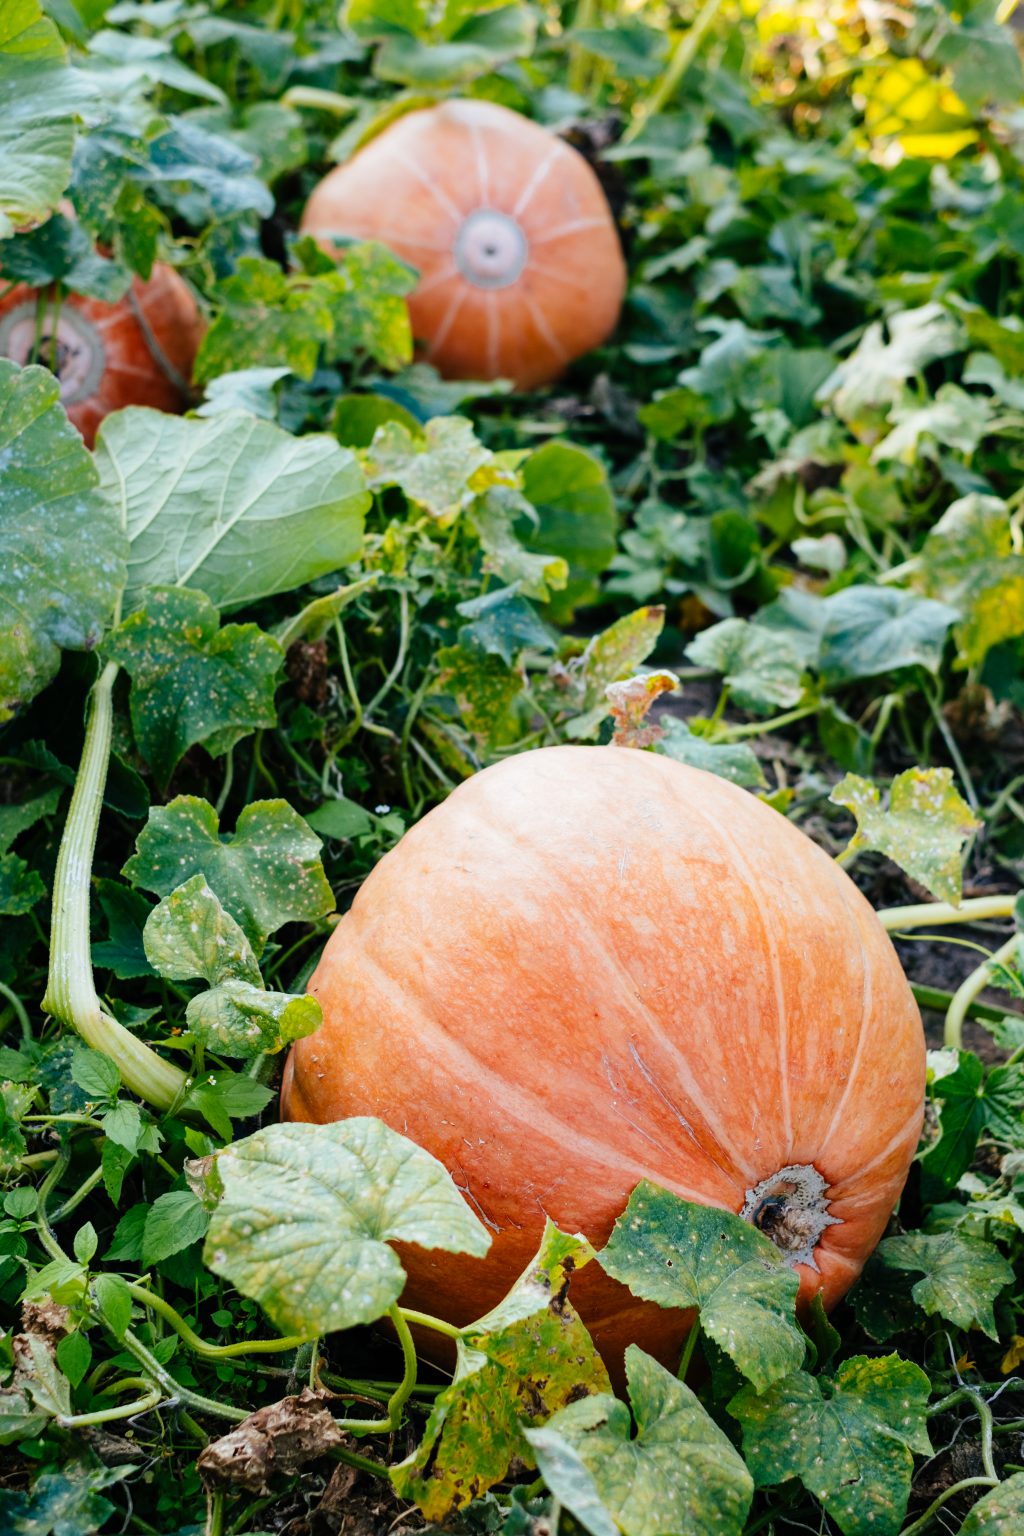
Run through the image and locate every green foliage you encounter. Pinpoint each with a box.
[830,767,980,904]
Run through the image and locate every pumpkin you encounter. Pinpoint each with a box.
[300,100,626,390]
[0,263,202,447]
[282,746,925,1369]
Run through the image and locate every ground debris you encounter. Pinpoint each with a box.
[197,1388,348,1493]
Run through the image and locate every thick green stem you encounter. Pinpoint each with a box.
[42,661,187,1111]
[898,1477,998,1536]
[118,1329,249,1423]
[59,1383,163,1428]
[396,1305,463,1341]
[945,935,1020,1050]
[335,1305,419,1435]
[878,896,1017,931]
[623,0,727,144]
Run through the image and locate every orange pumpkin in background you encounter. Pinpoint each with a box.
[0,263,202,447]
[300,100,626,389]
[282,745,925,1371]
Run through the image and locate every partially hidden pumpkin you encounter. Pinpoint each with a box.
[0,263,202,447]
[300,100,626,390]
[282,746,925,1370]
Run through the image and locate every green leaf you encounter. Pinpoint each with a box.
[0,213,130,301]
[818,586,959,683]
[364,415,506,520]
[960,1473,1024,1533]
[914,494,1024,669]
[321,240,416,373]
[54,1329,91,1389]
[374,5,537,87]
[109,586,283,785]
[874,385,991,466]
[195,256,335,383]
[0,1464,127,1536]
[143,874,262,987]
[456,587,554,666]
[520,441,619,621]
[436,643,523,747]
[100,1100,143,1153]
[125,796,335,952]
[91,879,153,980]
[686,618,805,716]
[829,768,979,904]
[0,361,127,720]
[392,1223,610,1519]
[470,489,568,602]
[933,4,1024,112]
[182,1072,274,1141]
[874,1231,1013,1339]
[196,366,292,421]
[187,978,321,1059]
[345,0,430,40]
[526,1344,753,1536]
[204,1118,491,1335]
[95,408,368,611]
[273,573,379,649]
[0,854,45,915]
[72,1221,97,1264]
[0,787,60,854]
[599,1182,804,1394]
[70,1045,120,1103]
[93,1273,132,1341]
[143,1189,210,1266]
[658,718,767,788]
[729,1355,931,1536]
[0,0,94,236]
[918,1051,1024,1194]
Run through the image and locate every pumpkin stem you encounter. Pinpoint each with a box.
[740,1164,842,1271]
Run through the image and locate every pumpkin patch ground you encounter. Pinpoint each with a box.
[2,4,1024,1536]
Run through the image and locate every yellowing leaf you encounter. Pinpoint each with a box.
[857,56,976,161]
[1001,1337,1024,1374]
[830,767,980,904]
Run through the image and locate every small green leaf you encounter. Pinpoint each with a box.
[392,1223,610,1519]
[100,1101,143,1153]
[125,796,335,952]
[194,256,335,383]
[599,1182,804,1394]
[520,440,619,622]
[143,1189,210,1267]
[686,618,804,716]
[364,415,508,520]
[960,1473,1024,1533]
[183,1073,275,1141]
[70,1046,120,1104]
[143,875,261,988]
[109,587,283,786]
[729,1355,931,1536]
[658,717,767,788]
[204,1118,491,1335]
[186,979,321,1059]
[526,1344,753,1536]
[0,787,61,855]
[72,1222,97,1265]
[830,768,979,904]
[875,1231,1013,1339]
[93,1273,132,1341]
[55,1329,91,1389]
[0,362,127,721]
[0,854,45,915]
[91,880,153,981]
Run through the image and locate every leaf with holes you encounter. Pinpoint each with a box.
[874,1232,1013,1339]
[204,1119,490,1335]
[391,1223,610,1520]
[599,1182,804,1394]
[526,1344,753,1536]
[124,797,334,952]
[729,1355,931,1536]
[829,768,979,904]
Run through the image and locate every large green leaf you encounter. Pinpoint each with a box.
[0,0,94,236]
[123,796,335,952]
[526,1345,753,1536]
[658,718,766,788]
[830,767,979,903]
[204,1118,491,1334]
[0,362,127,720]
[599,1182,804,1394]
[729,1355,931,1536]
[108,587,283,786]
[874,1231,1013,1339]
[818,586,959,683]
[920,1053,1024,1197]
[94,409,368,610]
[392,1224,610,1519]
[915,495,1024,669]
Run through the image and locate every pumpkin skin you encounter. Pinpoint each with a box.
[282,746,925,1371]
[0,263,202,447]
[300,100,626,390]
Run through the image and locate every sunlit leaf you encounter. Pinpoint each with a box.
[830,767,979,903]
[914,494,1024,669]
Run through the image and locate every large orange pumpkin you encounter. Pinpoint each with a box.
[0,263,202,447]
[282,746,925,1370]
[300,100,626,389]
